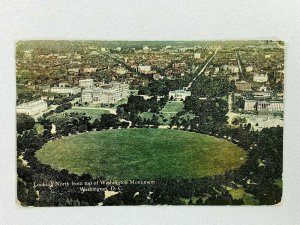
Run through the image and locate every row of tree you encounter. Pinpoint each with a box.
[17,73,282,206]
[117,95,168,115]
[17,110,282,206]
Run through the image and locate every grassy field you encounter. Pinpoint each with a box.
[161,101,184,113]
[36,128,247,180]
[139,101,185,125]
[62,108,110,122]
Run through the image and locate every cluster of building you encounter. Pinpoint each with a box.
[42,78,130,106]
[17,78,130,117]
[16,41,285,127]
[236,85,284,113]
[79,79,94,88]
[244,100,283,113]
[49,83,81,95]
[203,63,240,77]
[80,80,130,105]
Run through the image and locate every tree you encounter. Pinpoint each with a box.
[116,105,126,117]
[229,80,236,92]
[158,97,168,108]
[190,76,230,98]
[92,119,103,131]
[184,97,228,124]
[127,95,147,112]
[54,105,65,113]
[17,113,35,134]
[147,96,159,113]
[120,121,129,128]
[148,80,168,96]
[100,114,120,129]
[62,102,72,110]
[151,114,160,128]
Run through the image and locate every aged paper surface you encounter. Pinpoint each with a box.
[2,0,300,225]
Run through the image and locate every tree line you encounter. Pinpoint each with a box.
[16,74,282,206]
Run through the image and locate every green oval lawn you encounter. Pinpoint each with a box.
[36,128,246,180]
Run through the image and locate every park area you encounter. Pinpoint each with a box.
[161,101,184,113]
[36,128,247,180]
[61,107,110,122]
[139,101,185,125]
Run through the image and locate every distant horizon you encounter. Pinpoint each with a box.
[17,40,283,45]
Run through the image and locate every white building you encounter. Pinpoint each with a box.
[58,55,67,59]
[81,89,93,103]
[115,67,127,75]
[83,68,97,73]
[268,101,284,112]
[169,90,191,101]
[153,74,163,80]
[173,62,186,68]
[17,100,48,116]
[204,70,210,76]
[221,65,229,71]
[81,82,130,105]
[68,68,80,73]
[90,50,99,55]
[229,74,239,82]
[229,65,239,73]
[137,65,151,74]
[143,46,149,51]
[50,87,81,95]
[214,67,220,74]
[254,92,272,99]
[253,73,268,83]
[265,54,271,59]
[245,66,253,72]
[74,53,81,59]
[194,53,201,59]
[96,82,129,104]
[79,79,94,88]
[244,100,257,111]
[256,101,284,112]
[244,100,283,112]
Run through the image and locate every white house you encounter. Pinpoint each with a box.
[169,90,191,101]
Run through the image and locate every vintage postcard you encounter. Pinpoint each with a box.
[16,40,284,206]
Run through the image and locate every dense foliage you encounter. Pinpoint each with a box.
[16,74,282,206]
[17,113,35,134]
